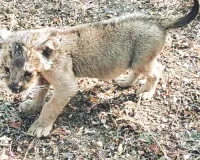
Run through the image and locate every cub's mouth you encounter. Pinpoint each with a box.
[3,64,36,94]
[8,82,25,93]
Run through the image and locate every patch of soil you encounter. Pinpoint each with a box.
[0,0,200,159]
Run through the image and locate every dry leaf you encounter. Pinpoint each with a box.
[77,127,84,136]
[149,144,158,152]
[118,143,123,154]
[8,121,22,129]
[99,112,107,124]
[96,141,103,147]
[51,128,71,136]
[84,128,95,134]
[89,95,98,102]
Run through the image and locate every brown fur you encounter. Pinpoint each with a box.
[0,0,199,137]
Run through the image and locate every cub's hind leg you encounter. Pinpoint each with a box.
[115,70,141,87]
[19,76,50,115]
[137,59,163,100]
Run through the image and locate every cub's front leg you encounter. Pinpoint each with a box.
[19,76,50,115]
[28,75,78,137]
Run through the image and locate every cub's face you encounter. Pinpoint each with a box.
[0,29,61,93]
[1,42,38,93]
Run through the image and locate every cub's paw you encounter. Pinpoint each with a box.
[136,88,154,100]
[28,118,54,138]
[19,100,43,116]
[139,91,154,100]
[115,76,132,87]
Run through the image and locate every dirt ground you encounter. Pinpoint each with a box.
[0,0,200,159]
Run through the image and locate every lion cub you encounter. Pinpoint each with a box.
[0,0,199,137]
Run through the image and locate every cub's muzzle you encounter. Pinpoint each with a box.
[8,82,23,93]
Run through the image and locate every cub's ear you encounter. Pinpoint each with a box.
[38,37,60,50]
[0,29,12,45]
[36,37,61,70]
[0,30,11,60]
[36,37,60,58]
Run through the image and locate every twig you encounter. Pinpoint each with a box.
[135,94,142,112]
[23,139,35,160]
[136,102,171,160]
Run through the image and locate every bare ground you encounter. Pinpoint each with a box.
[0,0,200,159]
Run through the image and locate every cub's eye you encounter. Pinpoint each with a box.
[4,67,10,74]
[24,71,33,77]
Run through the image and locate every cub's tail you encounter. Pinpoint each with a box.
[163,0,199,29]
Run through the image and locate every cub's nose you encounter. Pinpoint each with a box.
[9,82,23,93]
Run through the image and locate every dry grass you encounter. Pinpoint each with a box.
[0,0,200,159]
